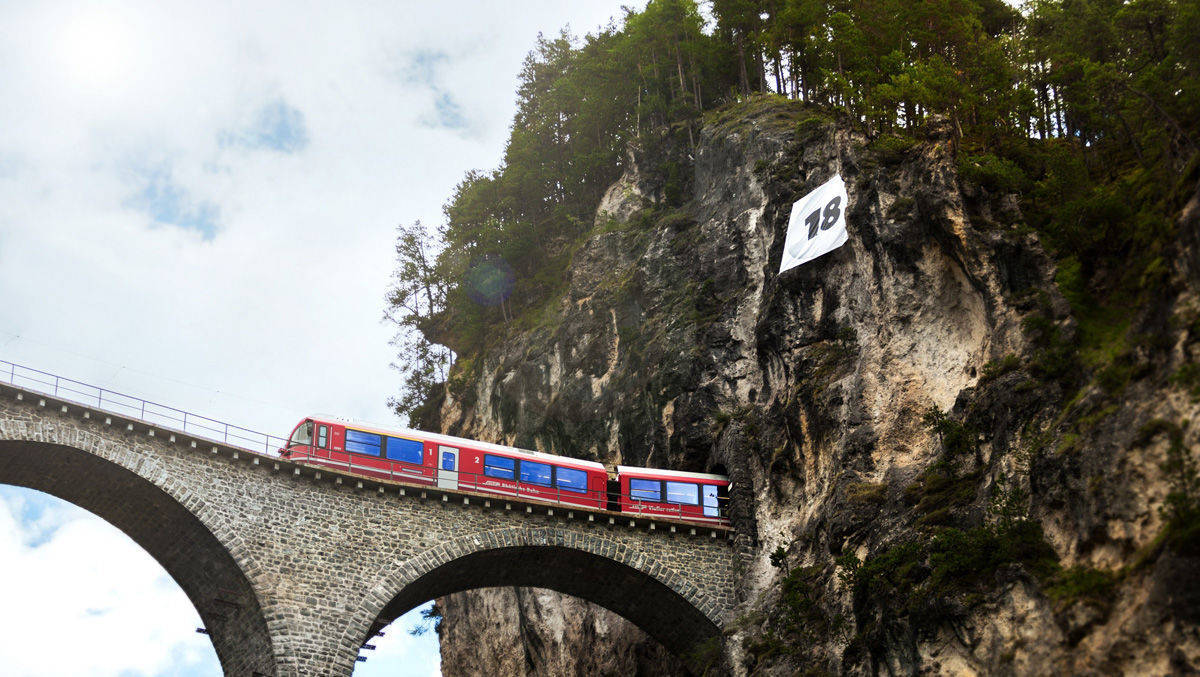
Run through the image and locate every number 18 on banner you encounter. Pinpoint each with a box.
[779,174,849,274]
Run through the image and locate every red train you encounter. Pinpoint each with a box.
[279,415,730,526]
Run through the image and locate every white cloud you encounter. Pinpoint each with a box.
[0,0,630,432]
[0,0,630,672]
[0,487,216,676]
[356,603,444,676]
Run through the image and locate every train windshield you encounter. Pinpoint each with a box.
[289,421,313,447]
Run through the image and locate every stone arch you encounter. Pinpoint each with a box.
[347,526,722,666]
[0,430,276,675]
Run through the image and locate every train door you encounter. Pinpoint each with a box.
[315,423,329,461]
[702,484,719,518]
[437,445,459,490]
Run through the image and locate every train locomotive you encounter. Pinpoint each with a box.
[280,415,730,526]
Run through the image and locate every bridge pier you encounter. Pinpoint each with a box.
[262,612,362,676]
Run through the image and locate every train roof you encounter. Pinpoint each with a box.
[616,465,730,482]
[307,414,606,471]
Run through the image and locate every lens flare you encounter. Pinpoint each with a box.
[465,258,515,307]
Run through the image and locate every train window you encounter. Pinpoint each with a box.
[519,460,552,487]
[386,437,423,464]
[288,421,312,447]
[555,467,587,493]
[484,454,516,480]
[665,481,699,505]
[317,425,328,448]
[345,429,382,456]
[630,478,662,502]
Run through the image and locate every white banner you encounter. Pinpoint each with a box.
[779,174,849,273]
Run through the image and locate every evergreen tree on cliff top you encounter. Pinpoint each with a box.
[388,0,1199,422]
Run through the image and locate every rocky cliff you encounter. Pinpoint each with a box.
[420,96,1200,675]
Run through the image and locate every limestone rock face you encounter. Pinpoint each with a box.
[438,587,684,677]
[425,99,1200,675]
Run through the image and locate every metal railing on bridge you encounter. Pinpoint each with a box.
[0,359,288,456]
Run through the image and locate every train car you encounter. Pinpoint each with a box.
[279,416,607,510]
[280,416,438,485]
[280,415,730,524]
[616,465,729,524]
[453,446,607,510]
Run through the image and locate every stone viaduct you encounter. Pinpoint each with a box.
[0,378,738,675]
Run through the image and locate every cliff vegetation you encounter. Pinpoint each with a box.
[385,1,1200,674]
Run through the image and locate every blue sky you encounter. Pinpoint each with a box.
[0,0,630,673]
[221,99,311,153]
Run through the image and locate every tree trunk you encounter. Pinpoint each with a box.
[687,51,702,110]
[789,49,799,100]
[756,48,767,93]
[736,36,750,96]
[675,45,687,102]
